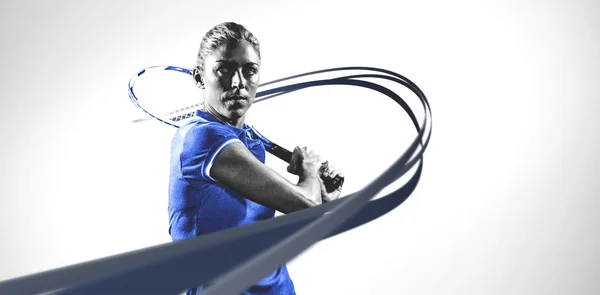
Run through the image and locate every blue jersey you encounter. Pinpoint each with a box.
[168,110,296,295]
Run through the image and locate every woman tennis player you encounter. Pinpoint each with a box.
[168,22,344,295]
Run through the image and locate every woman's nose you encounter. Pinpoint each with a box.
[231,70,245,89]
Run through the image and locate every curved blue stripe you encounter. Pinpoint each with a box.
[0,66,432,295]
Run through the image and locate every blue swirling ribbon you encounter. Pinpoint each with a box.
[0,67,432,295]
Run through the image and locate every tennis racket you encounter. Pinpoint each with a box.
[127,65,344,191]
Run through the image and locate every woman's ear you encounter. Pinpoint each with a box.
[193,67,204,89]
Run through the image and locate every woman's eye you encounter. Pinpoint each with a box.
[217,68,231,74]
[243,68,257,76]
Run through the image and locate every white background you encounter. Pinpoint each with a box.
[1,0,599,294]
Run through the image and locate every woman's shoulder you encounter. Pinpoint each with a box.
[173,119,243,158]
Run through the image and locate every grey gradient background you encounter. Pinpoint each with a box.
[1,0,599,294]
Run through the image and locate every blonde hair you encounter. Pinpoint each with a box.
[195,22,260,72]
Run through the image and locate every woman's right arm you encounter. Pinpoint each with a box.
[209,142,323,214]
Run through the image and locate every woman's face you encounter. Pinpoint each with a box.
[200,40,260,121]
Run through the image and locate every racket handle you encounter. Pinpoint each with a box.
[268,143,345,191]
[268,143,293,163]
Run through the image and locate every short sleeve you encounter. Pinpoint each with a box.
[180,122,242,184]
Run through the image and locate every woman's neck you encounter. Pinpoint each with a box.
[202,103,245,128]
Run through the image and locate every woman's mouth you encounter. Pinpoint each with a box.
[226,95,247,102]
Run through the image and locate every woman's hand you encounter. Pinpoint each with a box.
[287,147,344,203]
[319,161,343,202]
[287,146,322,177]
[286,146,324,205]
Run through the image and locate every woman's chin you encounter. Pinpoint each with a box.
[225,108,248,120]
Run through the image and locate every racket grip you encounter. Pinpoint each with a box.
[268,144,345,191]
[269,143,293,163]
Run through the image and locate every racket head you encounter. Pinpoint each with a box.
[128,65,202,128]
